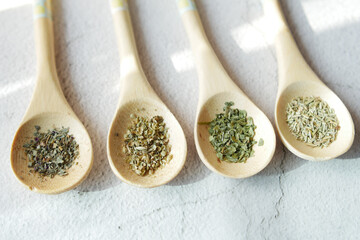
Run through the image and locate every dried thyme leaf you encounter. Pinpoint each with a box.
[123,114,172,176]
[22,126,79,178]
[258,138,264,146]
[286,96,340,148]
[203,102,257,163]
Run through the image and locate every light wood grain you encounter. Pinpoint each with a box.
[107,3,187,188]
[264,0,355,160]
[178,2,276,178]
[10,0,93,194]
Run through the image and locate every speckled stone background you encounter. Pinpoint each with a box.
[1,0,360,239]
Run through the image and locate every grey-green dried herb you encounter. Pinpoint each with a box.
[123,114,172,176]
[202,102,257,163]
[258,138,264,146]
[286,96,340,148]
[23,126,79,178]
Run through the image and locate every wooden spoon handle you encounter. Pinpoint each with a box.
[176,0,238,105]
[109,0,157,102]
[263,0,320,92]
[23,0,71,121]
[34,0,57,80]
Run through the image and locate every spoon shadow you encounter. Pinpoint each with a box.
[167,122,211,186]
[52,0,119,192]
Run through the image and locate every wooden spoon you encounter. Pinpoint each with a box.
[264,0,355,161]
[176,0,276,178]
[107,0,187,188]
[10,0,93,194]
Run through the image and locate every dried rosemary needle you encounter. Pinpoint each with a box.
[201,102,257,163]
[286,96,340,148]
[23,126,79,178]
[123,114,172,176]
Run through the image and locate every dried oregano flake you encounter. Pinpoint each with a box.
[23,126,79,178]
[123,114,172,176]
[286,96,340,148]
[202,102,257,163]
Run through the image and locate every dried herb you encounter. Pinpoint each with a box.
[123,114,172,176]
[203,102,257,163]
[23,126,79,177]
[258,138,264,146]
[286,96,340,148]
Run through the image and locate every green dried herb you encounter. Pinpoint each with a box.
[123,114,172,176]
[23,126,79,177]
[286,96,340,148]
[203,102,257,163]
[258,138,264,146]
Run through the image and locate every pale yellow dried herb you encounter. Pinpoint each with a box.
[286,96,340,148]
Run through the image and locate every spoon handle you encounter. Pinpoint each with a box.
[33,0,56,75]
[109,0,157,103]
[23,0,70,121]
[176,0,238,106]
[263,0,321,93]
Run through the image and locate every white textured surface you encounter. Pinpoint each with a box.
[1,0,360,239]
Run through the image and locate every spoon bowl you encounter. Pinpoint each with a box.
[107,1,187,187]
[177,1,276,178]
[195,92,276,178]
[264,0,355,160]
[11,113,93,194]
[275,81,354,161]
[10,1,93,193]
[108,99,187,188]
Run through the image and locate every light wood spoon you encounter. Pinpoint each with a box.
[264,0,355,161]
[177,0,276,178]
[107,0,187,188]
[10,0,93,194]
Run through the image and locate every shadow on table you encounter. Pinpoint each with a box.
[51,1,120,192]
